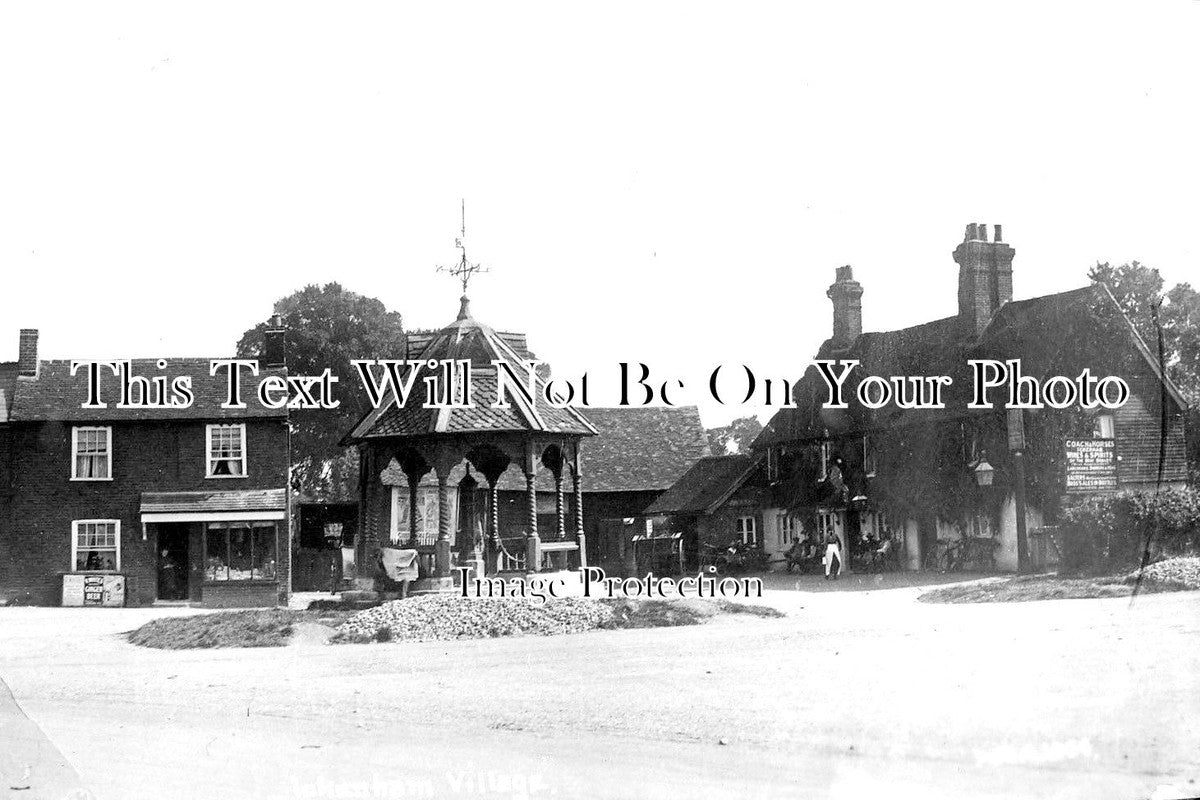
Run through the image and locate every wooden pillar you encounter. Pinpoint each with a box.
[436,471,452,578]
[555,472,566,540]
[573,448,587,569]
[487,478,501,573]
[525,469,540,573]
[407,479,420,548]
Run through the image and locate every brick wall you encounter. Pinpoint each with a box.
[0,419,290,606]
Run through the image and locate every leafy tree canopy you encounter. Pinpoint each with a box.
[707,415,764,455]
[237,283,406,501]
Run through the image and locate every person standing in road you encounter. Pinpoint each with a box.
[823,530,843,580]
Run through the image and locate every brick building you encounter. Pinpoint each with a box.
[652,223,1189,572]
[0,327,292,606]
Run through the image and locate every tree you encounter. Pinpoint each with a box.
[706,415,764,455]
[237,283,406,501]
[1088,262,1165,346]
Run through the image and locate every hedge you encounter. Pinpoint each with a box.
[1058,487,1200,575]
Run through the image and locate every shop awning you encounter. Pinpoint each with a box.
[140,489,287,523]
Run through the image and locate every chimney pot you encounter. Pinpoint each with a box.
[17,329,38,378]
[994,224,1003,242]
[954,222,1015,336]
[827,266,864,349]
[263,317,287,369]
[964,223,977,241]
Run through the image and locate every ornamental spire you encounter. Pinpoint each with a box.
[437,199,489,304]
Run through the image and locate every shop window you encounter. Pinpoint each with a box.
[72,426,112,480]
[1093,413,1115,439]
[205,521,276,580]
[72,520,120,571]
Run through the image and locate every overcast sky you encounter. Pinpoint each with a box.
[2,2,1198,426]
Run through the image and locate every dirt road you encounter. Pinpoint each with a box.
[0,581,1197,799]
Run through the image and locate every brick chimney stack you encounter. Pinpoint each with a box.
[954,222,1014,336]
[263,314,287,369]
[17,329,38,378]
[827,265,864,349]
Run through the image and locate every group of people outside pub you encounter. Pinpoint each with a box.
[784,527,897,578]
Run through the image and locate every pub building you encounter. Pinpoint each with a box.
[649,224,1188,573]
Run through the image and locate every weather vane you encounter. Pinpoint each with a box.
[437,199,489,294]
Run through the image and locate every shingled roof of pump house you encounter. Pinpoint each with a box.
[754,283,1188,449]
[380,405,711,494]
[9,358,289,422]
[140,488,288,514]
[344,296,597,442]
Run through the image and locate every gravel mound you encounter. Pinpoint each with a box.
[1126,557,1200,590]
[334,595,615,643]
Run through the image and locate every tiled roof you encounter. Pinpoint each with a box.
[755,284,1187,447]
[380,405,711,495]
[580,407,711,492]
[140,488,287,514]
[346,297,596,441]
[10,359,288,422]
[642,455,760,516]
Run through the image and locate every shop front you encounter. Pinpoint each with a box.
[140,489,288,607]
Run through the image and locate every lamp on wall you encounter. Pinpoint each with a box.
[973,458,995,487]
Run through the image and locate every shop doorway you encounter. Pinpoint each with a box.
[157,523,190,601]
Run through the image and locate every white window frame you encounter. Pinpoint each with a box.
[1094,413,1115,440]
[71,519,121,572]
[736,515,758,546]
[71,426,113,481]
[817,508,840,541]
[777,513,797,546]
[206,423,248,479]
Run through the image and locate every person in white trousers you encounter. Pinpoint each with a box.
[823,532,843,580]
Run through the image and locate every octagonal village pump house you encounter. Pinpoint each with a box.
[343,296,598,591]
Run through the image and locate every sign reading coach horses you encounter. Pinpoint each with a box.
[1064,439,1118,494]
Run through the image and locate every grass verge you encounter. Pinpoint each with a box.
[598,598,784,629]
[919,557,1200,604]
[918,576,1132,604]
[128,608,354,649]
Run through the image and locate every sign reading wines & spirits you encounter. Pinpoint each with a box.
[1065,439,1117,494]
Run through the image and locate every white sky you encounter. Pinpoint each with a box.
[2,1,1198,426]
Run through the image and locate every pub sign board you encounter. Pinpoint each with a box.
[1065,439,1118,494]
